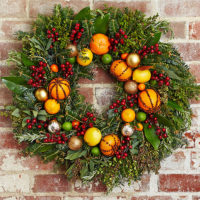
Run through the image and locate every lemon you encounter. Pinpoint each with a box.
[84,127,102,146]
[77,48,93,66]
[132,69,151,83]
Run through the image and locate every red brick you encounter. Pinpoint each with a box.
[0,42,22,60]
[95,87,115,107]
[191,107,200,127]
[94,1,151,14]
[64,197,93,200]
[79,68,115,84]
[33,174,72,192]
[78,87,93,104]
[0,0,27,18]
[161,151,186,170]
[193,196,200,200]
[189,22,200,40]
[29,0,90,18]
[191,151,200,169]
[190,64,200,83]
[131,197,173,200]
[0,116,12,128]
[24,197,61,200]
[159,0,200,17]
[159,174,200,192]
[174,43,200,62]
[166,22,186,39]
[183,132,200,149]
[0,66,12,78]
[0,87,13,106]
[0,21,31,40]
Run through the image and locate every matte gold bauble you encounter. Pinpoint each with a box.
[121,123,134,137]
[35,88,48,102]
[68,136,83,151]
[48,120,61,133]
[126,53,141,68]
[66,44,78,57]
[124,80,138,94]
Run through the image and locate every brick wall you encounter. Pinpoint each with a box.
[0,0,200,199]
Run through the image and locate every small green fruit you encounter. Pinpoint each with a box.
[102,54,112,65]
[67,57,76,64]
[136,112,147,122]
[62,122,72,131]
[91,146,101,156]
[150,80,157,86]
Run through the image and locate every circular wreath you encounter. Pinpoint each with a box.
[2,5,200,191]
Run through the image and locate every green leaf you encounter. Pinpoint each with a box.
[37,115,47,121]
[1,77,29,95]
[89,160,95,171]
[155,114,174,129]
[32,110,38,118]
[80,162,88,178]
[22,117,31,127]
[23,110,31,116]
[65,150,87,160]
[21,53,35,66]
[46,39,52,50]
[38,110,47,116]
[167,100,184,112]
[12,108,20,117]
[144,124,160,150]
[94,13,110,34]
[148,32,161,46]
[74,7,93,20]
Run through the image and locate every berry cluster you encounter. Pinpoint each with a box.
[70,23,84,45]
[138,44,162,59]
[26,118,48,129]
[73,112,96,136]
[27,61,46,87]
[60,62,74,79]
[47,28,59,48]
[151,70,170,86]
[144,114,168,140]
[109,94,138,113]
[115,136,132,159]
[43,132,68,144]
[109,29,128,52]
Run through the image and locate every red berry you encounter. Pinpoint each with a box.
[159,135,162,140]
[113,103,117,107]
[120,39,124,44]
[121,101,126,105]
[155,43,159,47]
[163,133,168,138]
[165,76,170,81]
[157,51,162,55]
[75,26,79,30]
[124,35,128,39]
[165,82,170,86]
[153,70,157,75]
[26,119,31,123]
[130,103,134,107]
[162,128,166,132]
[27,125,32,129]
[150,49,154,53]
[148,124,152,128]
[120,146,124,150]
[89,123,93,127]
[93,117,96,121]
[80,28,84,32]
[158,80,164,86]
[114,109,118,113]
[117,155,121,159]
[47,34,51,39]
[37,125,42,129]
[50,45,53,48]
[114,40,118,44]
[76,23,80,27]
[115,33,120,38]
[129,145,132,149]
[52,28,56,32]
[124,153,128,157]
[47,30,51,34]
[122,106,126,110]
[122,156,125,159]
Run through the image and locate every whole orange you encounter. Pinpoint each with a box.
[100,134,120,156]
[48,77,70,100]
[136,123,143,131]
[138,89,161,113]
[121,108,135,122]
[50,64,59,72]
[90,33,110,55]
[138,83,146,91]
[44,99,60,114]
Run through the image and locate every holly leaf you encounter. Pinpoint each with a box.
[21,53,35,67]
[148,32,161,46]
[94,13,110,34]
[1,77,29,95]
[144,124,160,150]
[74,7,93,20]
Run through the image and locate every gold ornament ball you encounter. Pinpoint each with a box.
[124,80,138,94]
[48,120,61,133]
[121,123,134,137]
[35,88,48,102]
[66,44,78,57]
[68,136,83,151]
[126,53,141,68]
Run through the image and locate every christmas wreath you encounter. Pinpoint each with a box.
[2,5,200,191]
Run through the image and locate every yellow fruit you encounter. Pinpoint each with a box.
[84,127,102,146]
[77,48,93,66]
[132,69,151,83]
[44,99,60,115]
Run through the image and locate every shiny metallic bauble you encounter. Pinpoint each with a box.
[124,80,138,94]
[35,88,48,102]
[47,120,61,133]
[126,53,141,68]
[66,44,78,57]
[121,123,134,137]
[68,136,83,151]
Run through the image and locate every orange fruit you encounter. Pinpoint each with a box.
[50,64,59,72]
[72,120,80,127]
[138,89,161,113]
[121,53,129,60]
[138,83,146,91]
[90,34,110,55]
[48,78,70,100]
[110,60,132,81]
[121,108,135,122]
[44,99,60,114]
[100,134,120,156]
[136,123,143,131]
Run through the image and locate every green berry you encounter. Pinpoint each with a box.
[62,122,72,131]
[136,112,147,122]
[91,146,100,156]
[67,57,76,64]
[102,54,112,64]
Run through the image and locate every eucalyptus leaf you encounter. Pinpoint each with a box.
[12,108,20,117]
[65,150,87,160]
[94,13,110,34]
[144,124,160,150]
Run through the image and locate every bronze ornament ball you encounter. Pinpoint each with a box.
[124,80,138,94]
[48,120,61,133]
[68,136,83,151]
[35,88,48,102]
[66,44,78,57]
[126,53,141,68]
[121,123,134,137]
